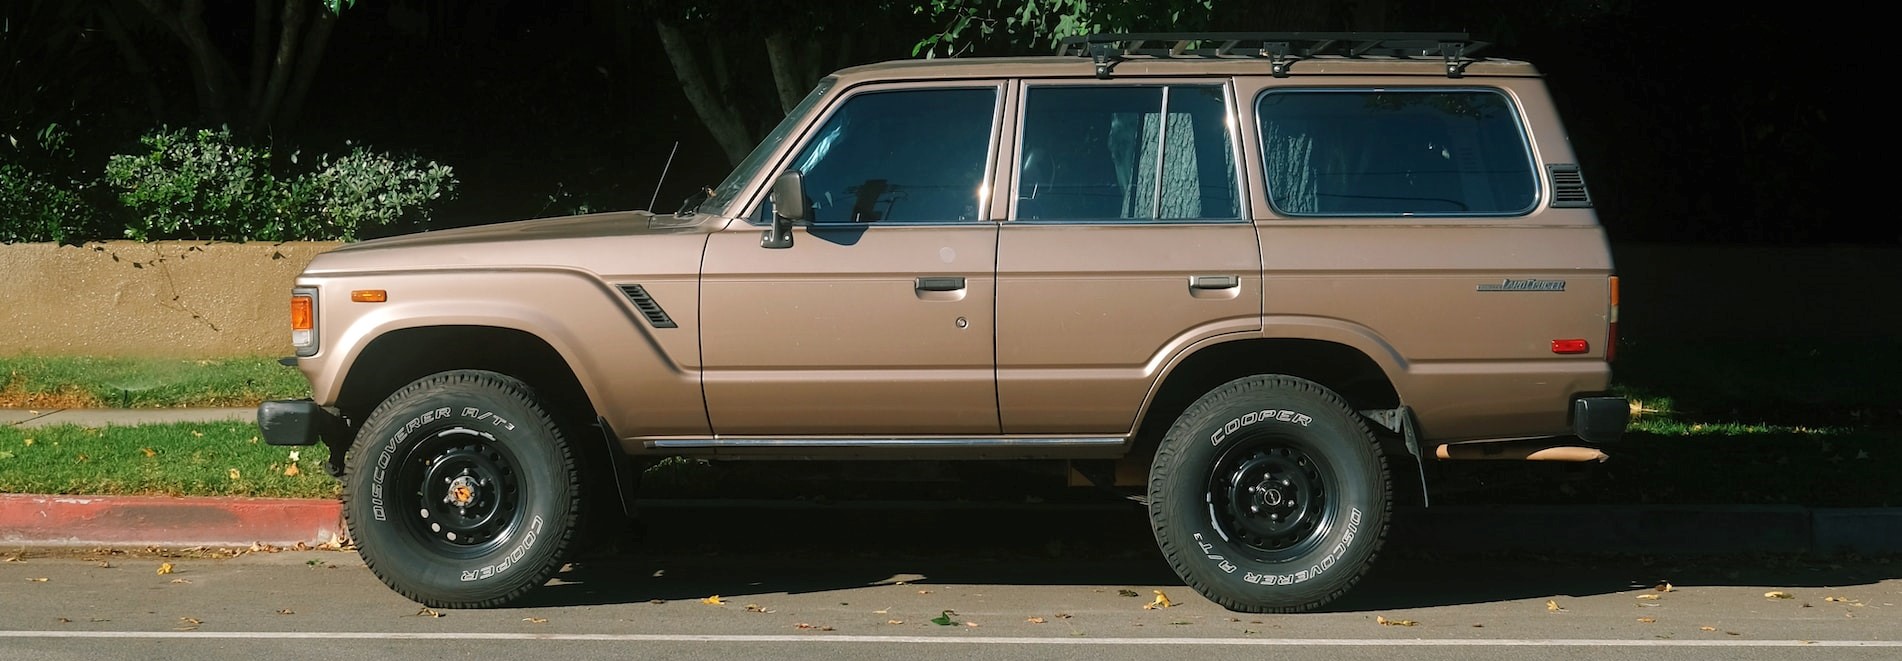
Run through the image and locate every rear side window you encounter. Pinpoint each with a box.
[1256,89,1536,216]
[1015,85,1239,222]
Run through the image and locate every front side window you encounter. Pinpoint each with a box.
[770,87,997,224]
[1014,85,1239,222]
[1256,89,1537,216]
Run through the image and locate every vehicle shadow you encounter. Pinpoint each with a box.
[514,500,1901,611]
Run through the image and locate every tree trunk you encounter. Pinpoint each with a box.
[135,0,240,123]
[276,8,336,130]
[255,0,308,128]
[763,31,806,114]
[248,0,275,110]
[99,6,167,119]
[655,19,757,166]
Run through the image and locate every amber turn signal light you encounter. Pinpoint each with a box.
[351,290,388,303]
[290,295,314,330]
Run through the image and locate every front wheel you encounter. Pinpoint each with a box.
[1148,375,1390,613]
[343,370,582,608]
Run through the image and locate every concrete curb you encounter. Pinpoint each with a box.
[0,494,341,547]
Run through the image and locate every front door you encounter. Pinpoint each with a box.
[700,84,1005,435]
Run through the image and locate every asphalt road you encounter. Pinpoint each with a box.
[2,504,1899,660]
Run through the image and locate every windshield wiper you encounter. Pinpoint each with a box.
[675,186,714,217]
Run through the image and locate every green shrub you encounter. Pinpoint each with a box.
[103,128,456,242]
[0,161,97,244]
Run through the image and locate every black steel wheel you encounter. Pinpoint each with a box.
[343,370,582,609]
[1148,375,1391,613]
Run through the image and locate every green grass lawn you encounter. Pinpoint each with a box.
[0,355,311,408]
[0,422,337,498]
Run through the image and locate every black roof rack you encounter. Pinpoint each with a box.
[1056,32,1490,79]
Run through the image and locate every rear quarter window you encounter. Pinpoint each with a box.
[1256,89,1537,217]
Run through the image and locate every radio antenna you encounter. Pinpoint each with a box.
[648,141,680,211]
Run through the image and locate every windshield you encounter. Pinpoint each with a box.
[698,77,837,215]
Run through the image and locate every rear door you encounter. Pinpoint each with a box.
[996,81,1262,434]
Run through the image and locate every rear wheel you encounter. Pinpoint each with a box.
[1148,375,1390,612]
[343,370,582,608]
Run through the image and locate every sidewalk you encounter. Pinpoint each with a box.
[1,407,253,428]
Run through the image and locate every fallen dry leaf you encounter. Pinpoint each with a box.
[873,607,891,614]
[743,604,774,613]
[22,438,33,446]
[56,617,71,624]
[1655,582,1676,592]
[1546,600,1566,612]
[522,617,547,624]
[1637,617,1656,623]
[140,448,157,458]
[964,621,980,628]
[226,468,240,480]
[284,463,301,477]
[97,560,111,568]
[886,619,904,625]
[176,617,202,631]
[170,578,191,584]
[1142,590,1175,610]
[1637,593,1662,601]
[916,589,932,595]
[275,609,295,616]
[1765,591,1793,599]
[1825,596,1856,603]
[156,563,174,575]
[27,577,48,583]
[1700,626,1717,632]
[191,431,204,438]
[1376,615,1418,627]
[415,607,443,618]
[1117,589,1140,597]
[793,623,834,631]
[701,595,725,606]
[1055,613,1072,619]
[1027,617,1046,624]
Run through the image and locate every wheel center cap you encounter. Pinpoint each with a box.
[1264,488,1285,507]
[446,476,479,507]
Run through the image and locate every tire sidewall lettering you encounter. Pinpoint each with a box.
[1209,408,1315,447]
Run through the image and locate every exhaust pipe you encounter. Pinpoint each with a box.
[1433,441,1608,462]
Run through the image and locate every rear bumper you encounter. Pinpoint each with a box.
[1572,395,1629,444]
[257,399,345,447]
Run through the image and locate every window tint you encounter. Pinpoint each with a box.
[1015,85,1238,221]
[772,88,995,223]
[1256,89,1536,216]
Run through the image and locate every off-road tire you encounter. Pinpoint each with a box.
[343,370,582,608]
[1148,375,1390,613]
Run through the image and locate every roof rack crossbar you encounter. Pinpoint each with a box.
[1055,32,1490,78]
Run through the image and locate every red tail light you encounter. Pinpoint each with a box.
[1606,276,1619,362]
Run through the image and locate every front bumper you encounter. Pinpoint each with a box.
[257,399,345,447]
[1572,396,1630,444]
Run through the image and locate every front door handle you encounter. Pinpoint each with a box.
[916,276,967,292]
[1190,275,1240,290]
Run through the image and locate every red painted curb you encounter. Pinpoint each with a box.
[0,493,342,547]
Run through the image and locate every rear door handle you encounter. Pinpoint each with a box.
[916,276,966,292]
[1190,275,1240,290]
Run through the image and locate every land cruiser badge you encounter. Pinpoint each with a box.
[1477,279,1566,292]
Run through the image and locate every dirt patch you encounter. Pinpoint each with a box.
[0,382,100,409]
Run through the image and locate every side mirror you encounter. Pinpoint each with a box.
[763,170,804,249]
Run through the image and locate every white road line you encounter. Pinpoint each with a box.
[0,632,1897,647]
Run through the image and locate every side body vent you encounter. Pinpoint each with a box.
[618,285,678,329]
[1547,164,1593,208]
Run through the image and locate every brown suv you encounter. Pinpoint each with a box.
[259,32,1627,613]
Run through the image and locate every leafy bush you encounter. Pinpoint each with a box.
[0,161,97,244]
[103,128,456,242]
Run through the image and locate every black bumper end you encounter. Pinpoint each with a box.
[1572,396,1630,444]
[258,399,344,447]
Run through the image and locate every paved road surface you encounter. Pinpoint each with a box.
[3,504,1898,660]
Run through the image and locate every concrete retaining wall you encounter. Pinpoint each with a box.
[0,241,340,358]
